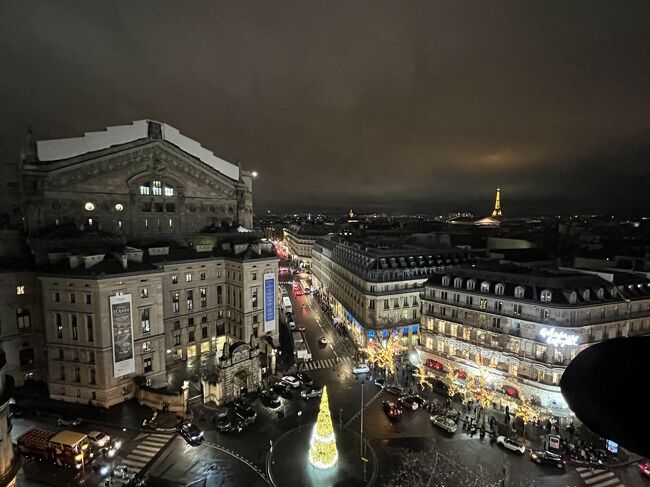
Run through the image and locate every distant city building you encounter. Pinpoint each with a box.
[418,264,650,417]
[311,237,479,347]
[283,224,330,269]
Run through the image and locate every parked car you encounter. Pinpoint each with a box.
[234,403,257,425]
[261,389,281,407]
[300,387,323,400]
[382,401,403,419]
[271,382,291,395]
[352,363,370,374]
[57,416,82,427]
[214,415,243,433]
[295,372,313,387]
[409,395,429,407]
[374,377,386,388]
[398,395,420,411]
[281,375,301,388]
[384,385,404,396]
[430,415,457,434]
[179,423,204,445]
[319,336,328,346]
[88,431,111,448]
[530,450,565,469]
[496,436,526,455]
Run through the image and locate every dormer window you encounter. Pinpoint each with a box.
[495,283,505,295]
[454,277,463,289]
[481,281,490,293]
[541,290,553,302]
[514,286,525,299]
[568,291,577,304]
[596,288,605,299]
[441,276,450,287]
[582,289,590,300]
[466,279,476,291]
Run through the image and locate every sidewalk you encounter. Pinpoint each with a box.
[391,361,636,469]
[14,387,182,433]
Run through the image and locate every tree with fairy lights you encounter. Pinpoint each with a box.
[309,385,338,469]
[413,362,430,391]
[514,394,539,442]
[362,331,405,379]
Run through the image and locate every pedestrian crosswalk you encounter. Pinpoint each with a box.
[122,432,175,473]
[299,356,352,371]
[576,467,625,487]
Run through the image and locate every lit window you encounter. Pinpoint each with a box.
[140,183,151,195]
[164,186,174,197]
[152,180,162,196]
[115,203,124,212]
[16,285,25,295]
[84,202,95,211]
[143,341,152,352]
[185,273,192,282]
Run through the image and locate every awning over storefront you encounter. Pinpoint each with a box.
[502,385,519,398]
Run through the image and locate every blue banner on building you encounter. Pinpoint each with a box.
[263,273,276,333]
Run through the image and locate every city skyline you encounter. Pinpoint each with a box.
[2,1,650,215]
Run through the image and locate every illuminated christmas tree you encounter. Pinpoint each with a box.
[309,385,338,469]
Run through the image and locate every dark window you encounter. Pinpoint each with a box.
[56,313,63,339]
[144,357,153,373]
[154,203,163,213]
[54,292,60,302]
[173,320,180,330]
[17,308,31,329]
[202,327,208,339]
[174,333,181,345]
[85,294,91,305]
[19,348,35,367]
[251,288,258,308]
[141,202,152,212]
[253,314,259,324]
[141,308,151,333]
[165,203,175,213]
[87,316,93,342]
[188,330,195,342]
[201,314,208,323]
[200,272,206,281]
[71,315,78,340]
[217,285,223,304]
[188,317,194,326]
[90,369,96,385]
[70,293,76,304]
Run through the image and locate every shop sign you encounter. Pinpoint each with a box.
[540,327,579,347]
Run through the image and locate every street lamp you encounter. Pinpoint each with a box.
[298,410,303,432]
[251,171,258,178]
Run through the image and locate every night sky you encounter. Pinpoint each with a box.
[1,1,649,216]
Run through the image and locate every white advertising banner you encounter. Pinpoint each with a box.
[263,272,277,333]
[110,294,135,378]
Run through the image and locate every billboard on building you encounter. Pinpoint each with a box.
[110,294,135,378]
[263,272,276,333]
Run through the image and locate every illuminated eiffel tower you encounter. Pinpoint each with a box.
[491,187,502,217]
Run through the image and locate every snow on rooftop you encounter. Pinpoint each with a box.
[36,120,239,180]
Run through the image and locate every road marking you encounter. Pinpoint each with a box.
[122,432,175,474]
[344,388,383,427]
[203,441,269,484]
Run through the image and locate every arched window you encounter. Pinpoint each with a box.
[152,180,162,196]
[164,185,174,197]
[441,276,450,287]
[140,182,151,195]
[495,283,505,295]
[454,277,463,289]
[541,290,553,302]
[466,279,476,291]
[481,281,490,293]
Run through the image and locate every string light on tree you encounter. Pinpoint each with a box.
[362,331,405,378]
[413,362,430,390]
[309,385,339,469]
[514,394,539,441]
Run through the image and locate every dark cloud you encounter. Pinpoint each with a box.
[1,1,649,215]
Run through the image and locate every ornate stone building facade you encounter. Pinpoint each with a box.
[0,352,20,487]
[418,265,650,417]
[201,341,262,406]
[0,120,277,410]
[20,120,253,241]
[311,236,478,347]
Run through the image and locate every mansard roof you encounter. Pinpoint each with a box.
[35,120,239,180]
[426,264,650,305]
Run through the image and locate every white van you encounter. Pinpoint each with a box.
[288,321,296,331]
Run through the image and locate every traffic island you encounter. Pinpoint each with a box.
[267,424,377,487]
